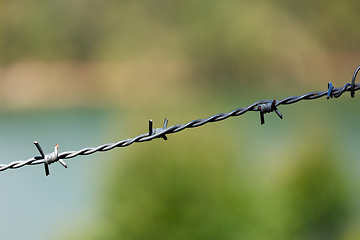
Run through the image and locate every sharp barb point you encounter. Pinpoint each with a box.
[34,141,45,158]
[275,109,283,119]
[59,159,67,168]
[149,119,153,136]
[44,163,50,176]
[260,112,265,125]
[163,118,168,129]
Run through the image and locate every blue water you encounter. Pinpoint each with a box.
[0,109,119,240]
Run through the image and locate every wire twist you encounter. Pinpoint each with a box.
[0,66,359,175]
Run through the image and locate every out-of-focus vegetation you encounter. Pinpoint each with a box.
[1,0,359,60]
[274,0,360,50]
[0,0,359,110]
[1,1,360,239]
[0,0,359,91]
[66,130,353,240]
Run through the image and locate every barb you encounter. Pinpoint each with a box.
[0,66,359,175]
[34,141,67,176]
[258,100,283,125]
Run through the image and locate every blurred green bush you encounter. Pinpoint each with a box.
[1,0,358,62]
[72,128,354,240]
[1,0,359,87]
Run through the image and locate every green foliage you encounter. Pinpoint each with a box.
[286,158,349,238]
[98,132,252,240]
[2,0,358,92]
[74,129,353,240]
[274,148,350,240]
[0,0,105,61]
[274,0,360,50]
[1,0,358,63]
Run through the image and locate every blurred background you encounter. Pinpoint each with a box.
[0,0,360,239]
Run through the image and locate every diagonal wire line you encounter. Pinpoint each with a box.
[0,66,359,175]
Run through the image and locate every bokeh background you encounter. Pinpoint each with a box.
[0,1,360,239]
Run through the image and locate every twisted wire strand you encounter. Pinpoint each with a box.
[0,67,359,173]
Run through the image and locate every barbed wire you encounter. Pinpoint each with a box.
[1,66,359,176]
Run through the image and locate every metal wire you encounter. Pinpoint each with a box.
[1,66,359,175]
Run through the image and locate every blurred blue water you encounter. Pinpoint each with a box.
[0,109,118,240]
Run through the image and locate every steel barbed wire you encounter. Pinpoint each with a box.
[1,66,359,175]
